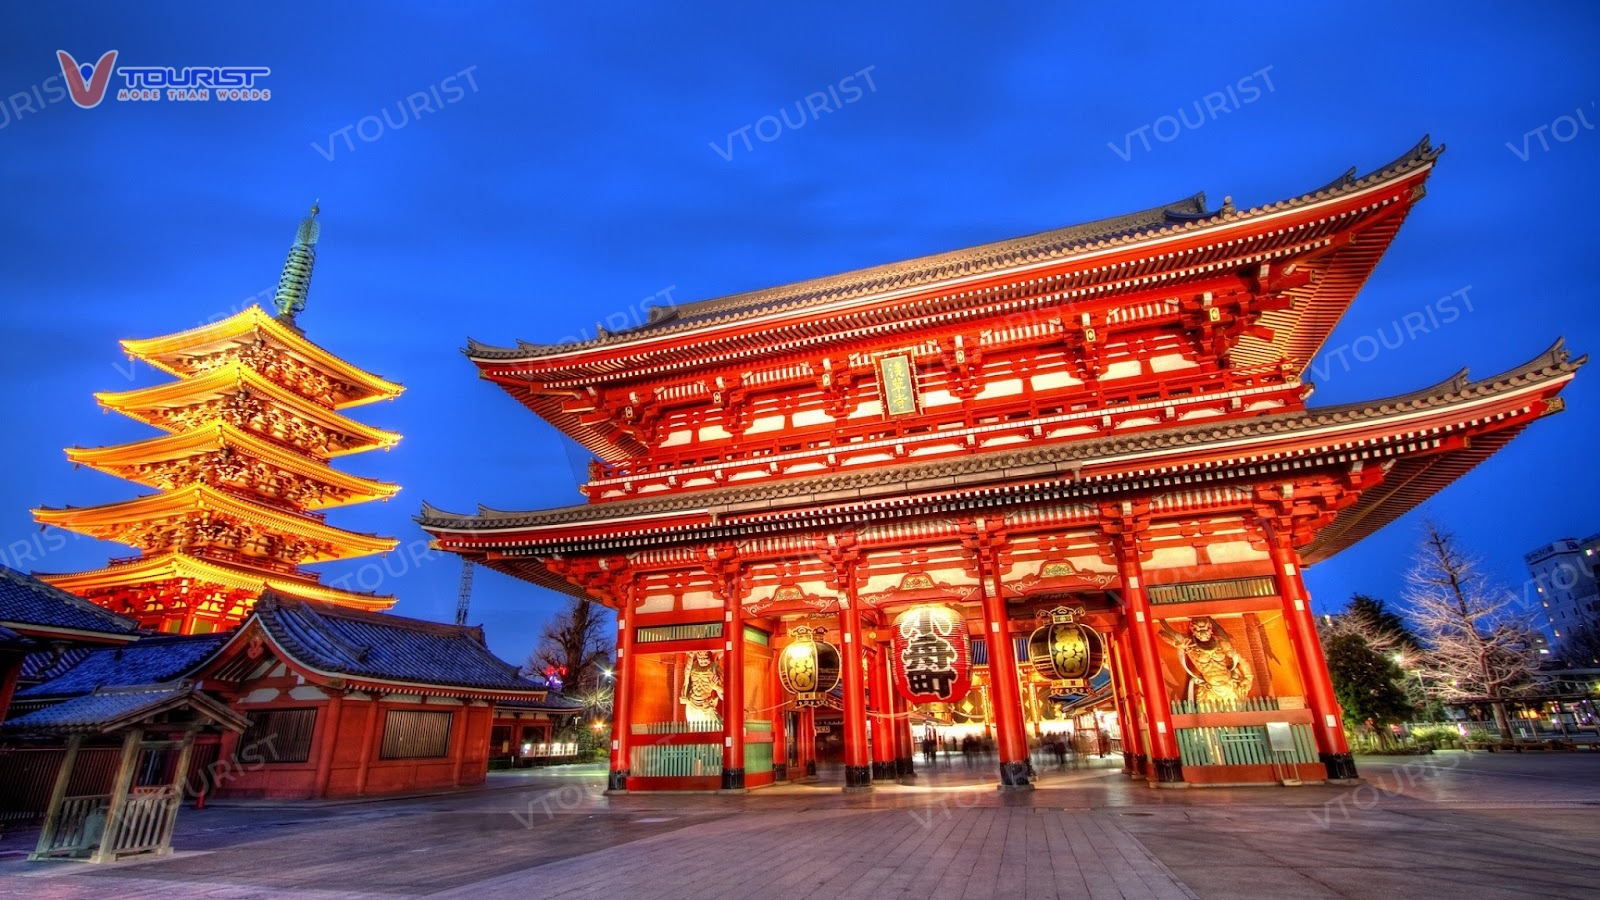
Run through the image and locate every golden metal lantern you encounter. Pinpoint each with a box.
[779,626,841,707]
[1027,606,1104,689]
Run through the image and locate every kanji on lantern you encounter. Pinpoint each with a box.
[891,604,971,704]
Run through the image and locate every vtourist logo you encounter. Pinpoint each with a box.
[55,50,118,108]
[55,49,271,106]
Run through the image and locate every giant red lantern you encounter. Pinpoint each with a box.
[891,604,972,704]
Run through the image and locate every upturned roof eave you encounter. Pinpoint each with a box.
[33,483,400,560]
[64,423,401,508]
[120,306,403,407]
[467,138,1441,367]
[35,551,396,609]
[93,361,402,453]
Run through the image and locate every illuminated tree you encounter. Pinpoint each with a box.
[524,595,614,696]
[1404,522,1541,740]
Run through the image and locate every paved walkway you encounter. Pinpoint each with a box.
[2,753,1598,898]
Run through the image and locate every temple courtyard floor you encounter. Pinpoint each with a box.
[2,751,1597,899]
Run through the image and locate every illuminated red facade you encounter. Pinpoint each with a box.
[422,139,1583,789]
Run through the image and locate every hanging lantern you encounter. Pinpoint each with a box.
[1027,606,1104,689]
[778,626,841,708]
[891,604,972,705]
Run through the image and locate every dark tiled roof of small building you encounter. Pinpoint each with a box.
[498,692,584,711]
[4,685,189,731]
[20,646,95,683]
[253,593,547,693]
[17,634,228,700]
[1,684,248,735]
[0,565,138,637]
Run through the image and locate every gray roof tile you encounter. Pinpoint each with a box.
[0,565,138,637]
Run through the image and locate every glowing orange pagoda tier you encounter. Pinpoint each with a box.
[36,208,404,634]
[421,139,1583,792]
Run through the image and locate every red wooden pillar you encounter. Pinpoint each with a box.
[976,541,1032,790]
[1116,539,1183,785]
[0,652,22,724]
[1268,537,1358,782]
[609,599,636,791]
[722,601,746,790]
[840,581,872,791]
[313,692,344,797]
[892,673,916,782]
[770,650,789,781]
[798,707,817,778]
[354,699,383,796]
[1109,630,1144,777]
[868,646,897,780]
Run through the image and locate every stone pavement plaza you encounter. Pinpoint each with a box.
[2,752,1598,899]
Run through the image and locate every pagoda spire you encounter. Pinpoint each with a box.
[273,202,320,321]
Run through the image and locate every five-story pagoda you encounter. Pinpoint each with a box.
[33,208,404,634]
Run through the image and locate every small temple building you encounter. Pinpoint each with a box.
[2,585,577,860]
[33,207,405,634]
[421,138,1584,791]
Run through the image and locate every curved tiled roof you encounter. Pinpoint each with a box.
[17,634,229,699]
[0,565,138,637]
[251,592,546,693]
[2,684,248,736]
[421,340,1582,535]
[468,138,1442,362]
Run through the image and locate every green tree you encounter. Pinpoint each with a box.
[1325,632,1415,747]
[1346,594,1420,650]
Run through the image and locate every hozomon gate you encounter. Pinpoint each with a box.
[422,139,1582,790]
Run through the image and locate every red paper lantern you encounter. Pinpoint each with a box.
[891,604,972,704]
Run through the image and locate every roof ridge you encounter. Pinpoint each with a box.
[467,138,1442,362]
[261,591,482,638]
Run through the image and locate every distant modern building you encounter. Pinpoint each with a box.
[1526,533,1600,646]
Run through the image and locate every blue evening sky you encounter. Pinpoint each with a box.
[2,3,1596,661]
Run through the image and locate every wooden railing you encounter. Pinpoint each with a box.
[629,743,722,777]
[1174,723,1317,767]
[1170,696,1282,715]
[631,720,722,735]
[34,795,110,857]
[108,788,180,857]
